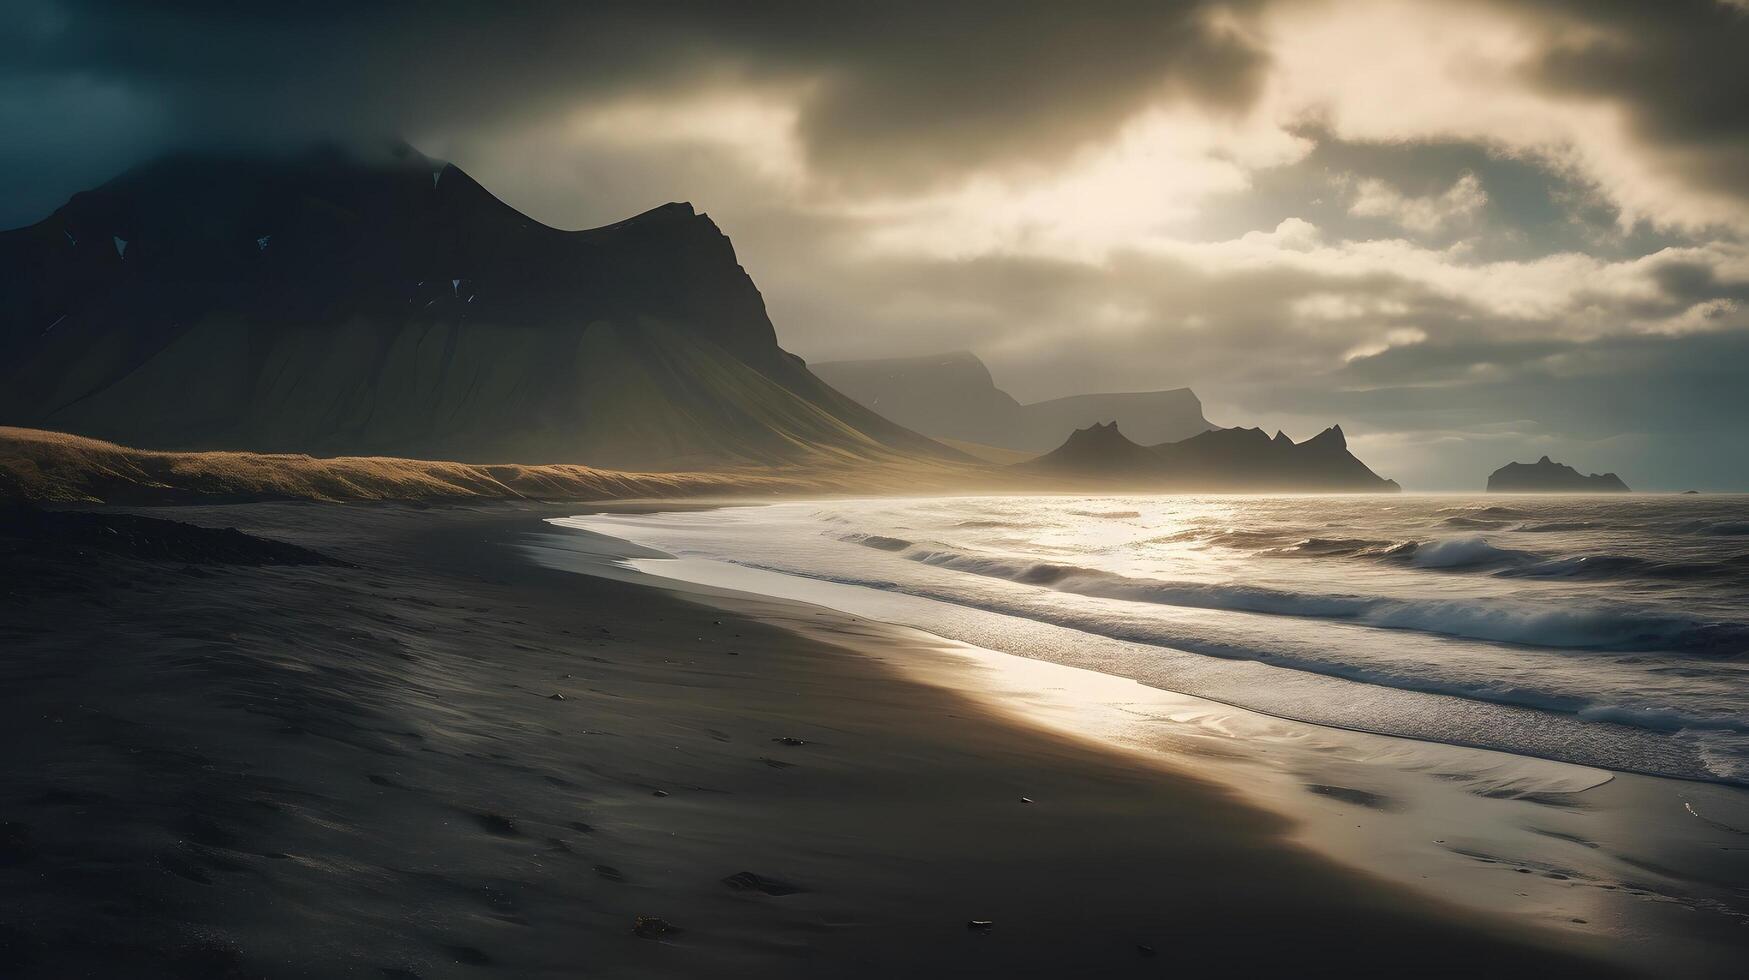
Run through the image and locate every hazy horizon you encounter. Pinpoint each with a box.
[5,0,1748,489]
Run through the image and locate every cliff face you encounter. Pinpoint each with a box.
[811,351,1211,452]
[1488,457,1630,492]
[1020,422,1400,492]
[0,143,951,470]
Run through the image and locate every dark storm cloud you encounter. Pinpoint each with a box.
[1510,0,1749,209]
[5,0,1742,223]
[778,0,1267,188]
[0,0,1266,222]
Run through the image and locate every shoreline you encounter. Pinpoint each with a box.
[533,504,1749,974]
[0,499,1716,976]
[553,502,1749,788]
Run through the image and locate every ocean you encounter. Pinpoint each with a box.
[549,494,1749,785]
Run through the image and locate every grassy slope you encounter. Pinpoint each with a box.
[0,426,992,505]
[25,315,956,472]
[936,437,1040,466]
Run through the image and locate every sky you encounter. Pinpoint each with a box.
[4,0,1749,489]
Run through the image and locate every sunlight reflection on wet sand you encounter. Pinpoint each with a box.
[526,518,1749,972]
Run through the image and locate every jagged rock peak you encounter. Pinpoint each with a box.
[1303,424,1347,451]
[1020,416,1398,491]
[1062,420,1128,443]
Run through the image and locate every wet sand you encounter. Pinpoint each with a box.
[538,513,1749,976]
[1,502,1638,977]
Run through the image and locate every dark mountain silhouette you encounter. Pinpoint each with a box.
[1020,421,1159,474]
[811,351,1211,452]
[1022,422,1400,492]
[1487,457,1630,492]
[0,142,956,470]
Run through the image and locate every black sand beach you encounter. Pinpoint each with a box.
[1,502,1638,977]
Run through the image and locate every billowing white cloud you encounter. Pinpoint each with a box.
[1348,172,1487,233]
[845,107,1312,261]
[562,90,811,188]
[1259,0,1749,234]
[1150,230,1749,336]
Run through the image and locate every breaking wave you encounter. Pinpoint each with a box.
[552,492,1749,783]
[886,543,1746,656]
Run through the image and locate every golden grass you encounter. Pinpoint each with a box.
[935,438,1041,466]
[0,426,1001,505]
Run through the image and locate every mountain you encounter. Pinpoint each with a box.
[1022,422,1400,492]
[1487,457,1630,492]
[0,142,955,470]
[1018,421,1159,475]
[811,351,1211,453]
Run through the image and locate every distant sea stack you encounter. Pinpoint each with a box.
[0,141,955,471]
[812,351,1212,453]
[1487,457,1630,493]
[1021,422,1400,492]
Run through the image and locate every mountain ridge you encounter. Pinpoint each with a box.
[0,142,957,470]
[811,350,1212,452]
[1021,421,1400,492]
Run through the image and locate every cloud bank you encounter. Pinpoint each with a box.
[3,0,1747,487]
